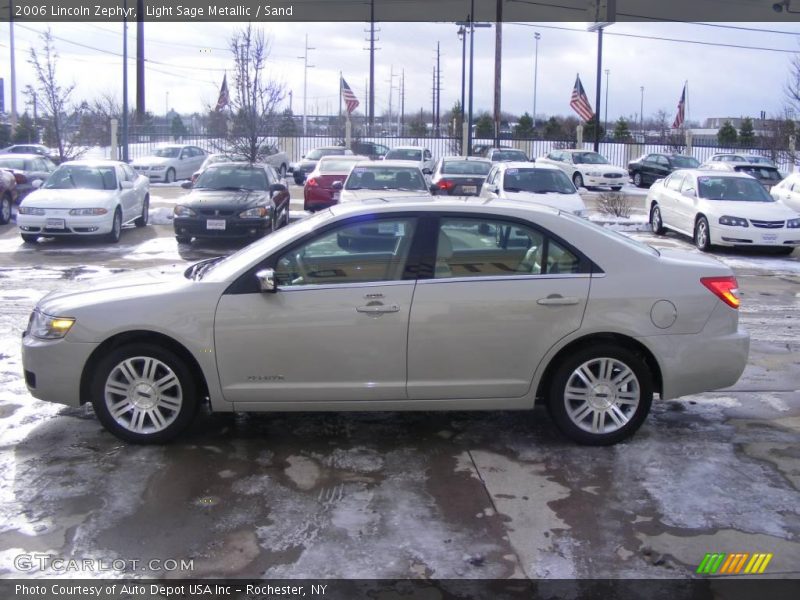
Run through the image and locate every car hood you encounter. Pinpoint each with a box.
[503,190,586,213]
[21,189,115,207]
[133,156,171,167]
[183,189,270,207]
[576,163,627,174]
[698,199,800,220]
[339,188,431,203]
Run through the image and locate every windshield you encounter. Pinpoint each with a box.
[734,166,781,183]
[385,149,423,161]
[697,176,775,201]
[43,165,117,190]
[441,160,491,175]
[194,165,268,190]
[0,157,28,170]
[503,168,575,194]
[306,148,344,160]
[319,158,362,173]
[573,152,608,165]
[345,166,427,191]
[492,150,529,162]
[671,156,700,168]
[744,156,775,165]
[153,147,181,158]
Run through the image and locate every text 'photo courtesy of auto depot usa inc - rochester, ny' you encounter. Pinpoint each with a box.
[0,1,800,600]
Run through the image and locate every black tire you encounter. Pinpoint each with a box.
[0,193,11,225]
[611,186,622,191]
[105,208,122,243]
[632,172,644,188]
[134,195,149,227]
[21,233,39,244]
[547,344,653,445]
[90,343,198,444]
[165,168,176,184]
[279,164,287,179]
[175,235,191,244]
[694,216,712,252]
[572,172,584,189]
[293,173,304,185]
[649,203,666,235]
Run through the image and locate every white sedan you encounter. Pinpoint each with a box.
[646,169,800,254]
[770,172,800,212]
[17,160,150,244]
[479,162,586,215]
[536,149,627,190]
[132,144,207,183]
[337,161,432,203]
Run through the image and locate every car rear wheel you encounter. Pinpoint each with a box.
[175,235,191,244]
[694,216,711,252]
[279,164,287,179]
[547,344,653,445]
[165,168,176,184]
[21,233,39,244]
[134,195,149,227]
[0,193,11,225]
[649,204,665,235]
[91,343,198,444]
[105,208,122,243]
[611,186,622,191]
[573,173,584,189]
[633,172,644,188]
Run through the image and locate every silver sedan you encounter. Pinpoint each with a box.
[22,199,749,445]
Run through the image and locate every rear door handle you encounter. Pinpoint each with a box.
[356,304,400,314]
[537,295,580,306]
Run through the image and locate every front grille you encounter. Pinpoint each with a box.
[198,209,235,216]
[604,173,623,178]
[750,220,784,229]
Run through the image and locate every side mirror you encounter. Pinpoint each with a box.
[181,180,193,189]
[331,180,343,191]
[32,179,43,189]
[120,180,134,189]
[255,268,277,293]
[422,168,432,175]
[682,188,696,198]
[269,182,288,197]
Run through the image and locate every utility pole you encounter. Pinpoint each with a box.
[435,41,442,136]
[365,0,378,135]
[122,0,129,162]
[493,0,502,147]
[458,25,466,128]
[533,32,540,135]
[9,8,17,129]
[431,66,436,133]
[298,34,315,135]
[400,69,405,136]
[604,69,609,140]
[136,0,144,121]
[467,1,475,155]
[387,64,394,131]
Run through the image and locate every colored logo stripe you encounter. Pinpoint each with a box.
[744,553,773,574]
[697,552,773,575]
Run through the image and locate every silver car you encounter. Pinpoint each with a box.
[22,199,749,445]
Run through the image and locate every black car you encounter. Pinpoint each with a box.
[293,146,352,184]
[349,141,390,160]
[429,157,492,196]
[174,163,290,244]
[628,153,700,188]
[0,153,57,202]
[484,148,531,162]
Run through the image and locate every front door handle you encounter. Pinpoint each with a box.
[537,295,580,306]
[356,304,400,314]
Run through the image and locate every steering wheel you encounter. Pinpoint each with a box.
[294,252,311,284]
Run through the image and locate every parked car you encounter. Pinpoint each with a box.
[337,160,432,203]
[383,146,435,175]
[132,144,208,183]
[429,157,492,196]
[1,144,61,164]
[646,169,800,254]
[700,160,783,191]
[628,153,700,188]
[350,141,390,160]
[258,144,290,178]
[479,162,586,215]
[21,197,749,446]
[0,169,18,225]
[16,160,150,243]
[707,153,778,167]
[304,155,368,212]
[0,154,58,202]
[484,148,531,163]
[537,149,627,190]
[292,146,353,184]
[191,152,249,183]
[173,162,289,244]
[472,144,510,157]
[770,172,800,212]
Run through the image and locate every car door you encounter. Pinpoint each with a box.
[638,154,657,183]
[407,215,591,400]
[214,215,420,404]
[115,165,138,221]
[784,179,800,211]
[674,174,699,233]
[656,172,684,228]
[654,155,671,181]
[121,163,146,214]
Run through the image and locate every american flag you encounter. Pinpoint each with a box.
[341,77,360,114]
[215,74,230,111]
[672,84,686,129]
[569,75,594,122]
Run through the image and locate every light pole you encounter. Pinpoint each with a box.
[533,32,540,135]
[458,25,466,126]
[640,86,644,137]
[122,0,129,162]
[465,0,491,156]
[298,34,315,135]
[603,69,609,141]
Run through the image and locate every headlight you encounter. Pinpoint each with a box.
[787,218,800,229]
[69,208,108,216]
[28,310,75,339]
[174,205,197,217]
[18,206,46,215]
[586,170,602,177]
[719,215,748,227]
[238,206,270,218]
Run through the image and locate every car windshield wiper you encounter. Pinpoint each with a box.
[186,256,225,280]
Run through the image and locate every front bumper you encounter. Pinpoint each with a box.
[304,188,339,211]
[710,223,800,247]
[134,169,169,182]
[22,333,99,407]
[583,173,626,187]
[17,211,115,236]
[174,215,274,239]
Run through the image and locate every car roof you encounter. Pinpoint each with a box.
[498,161,560,171]
[387,146,427,151]
[681,168,761,179]
[319,154,368,161]
[351,160,425,169]
[329,195,562,218]
[206,161,266,168]
[0,153,43,161]
[441,156,492,163]
[59,160,125,167]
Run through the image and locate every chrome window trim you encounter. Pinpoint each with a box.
[276,279,417,293]
[418,273,591,285]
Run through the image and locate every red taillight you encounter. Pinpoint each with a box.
[701,276,741,309]
[437,179,454,190]
[306,177,318,187]
[14,173,27,185]
[191,173,198,183]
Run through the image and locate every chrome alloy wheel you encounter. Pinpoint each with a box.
[563,357,640,434]
[104,356,183,434]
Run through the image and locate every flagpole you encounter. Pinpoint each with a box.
[338,71,342,121]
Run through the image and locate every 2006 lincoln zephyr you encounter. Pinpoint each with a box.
[22,198,749,445]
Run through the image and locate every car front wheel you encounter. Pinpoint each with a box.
[573,173,584,189]
[106,208,122,243]
[165,168,176,184]
[0,193,11,225]
[650,204,665,235]
[90,343,198,444]
[633,172,644,187]
[694,216,711,252]
[134,195,149,227]
[547,344,653,445]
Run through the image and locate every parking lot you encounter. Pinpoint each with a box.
[0,182,798,580]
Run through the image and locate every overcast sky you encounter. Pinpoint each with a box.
[1,20,799,125]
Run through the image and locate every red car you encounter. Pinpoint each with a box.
[303,155,368,212]
[0,168,19,225]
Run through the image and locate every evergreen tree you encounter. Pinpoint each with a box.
[717,120,738,146]
[613,117,632,142]
[543,116,564,140]
[514,112,535,138]
[738,117,755,147]
[12,112,39,143]
[171,115,188,138]
[474,113,494,138]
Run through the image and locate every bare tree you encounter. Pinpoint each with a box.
[216,25,285,162]
[27,29,85,161]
